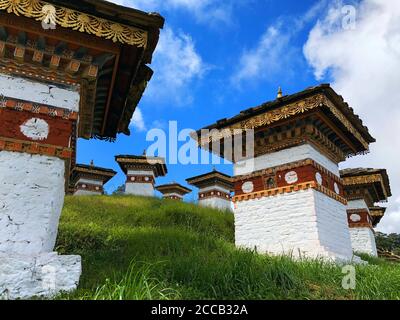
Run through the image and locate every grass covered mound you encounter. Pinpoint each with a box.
[58,195,400,300]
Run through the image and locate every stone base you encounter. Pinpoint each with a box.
[199,198,232,211]
[125,183,155,197]
[0,253,81,300]
[350,228,378,257]
[235,189,355,263]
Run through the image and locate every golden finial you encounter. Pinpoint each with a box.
[90,160,94,167]
[143,149,147,156]
[277,87,283,99]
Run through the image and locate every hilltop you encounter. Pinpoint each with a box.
[57,196,400,300]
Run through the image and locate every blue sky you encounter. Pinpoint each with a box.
[79,0,400,233]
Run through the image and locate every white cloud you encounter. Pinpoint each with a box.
[145,26,206,105]
[231,25,294,87]
[304,0,400,233]
[110,0,234,25]
[130,107,146,132]
[231,1,327,87]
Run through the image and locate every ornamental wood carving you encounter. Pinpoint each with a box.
[197,94,369,152]
[0,0,148,47]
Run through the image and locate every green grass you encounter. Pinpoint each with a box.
[58,195,400,300]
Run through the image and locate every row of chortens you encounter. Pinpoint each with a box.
[0,0,393,299]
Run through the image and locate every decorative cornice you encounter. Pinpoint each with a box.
[0,136,72,159]
[187,172,234,190]
[369,207,386,217]
[75,182,103,193]
[199,189,231,201]
[233,181,347,205]
[342,174,388,199]
[0,95,78,120]
[73,167,116,179]
[197,93,369,154]
[234,158,341,182]
[0,0,148,47]
[126,174,155,185]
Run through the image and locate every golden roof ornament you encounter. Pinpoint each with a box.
[277,87,283,99]
[90,160,94,167]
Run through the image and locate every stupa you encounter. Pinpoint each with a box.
[70,161,116,195]
[194,85,376,262]
[156,183,192,201]
[340,168,391,256]
[186,169,233,210]
[0,0,164,299]
[115,154,167,197]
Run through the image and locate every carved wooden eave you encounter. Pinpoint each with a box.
[156,183,192,196]
[340,168,392,204]
[369,206,387,227]
[186,171,234,191]
[0,0,164,140]
[115,155,168,177]
[0,0,148,47]
[70,163,117,185]
[194,85,375,162]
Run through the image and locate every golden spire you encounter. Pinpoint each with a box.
[90,160,94,167]
[277,87,283,99]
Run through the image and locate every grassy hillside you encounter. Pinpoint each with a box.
[58,195,400,300]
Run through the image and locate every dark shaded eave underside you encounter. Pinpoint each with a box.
[115,155,168,176]
[44,0,164,140]
[340,168,392,198]
[186,172,234,188]
[156,184,192,194]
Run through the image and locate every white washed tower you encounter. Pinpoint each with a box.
[115,155,167,197]
[341,168,391,256]
[0,0,164,299]
[70,162,116,196]
[187,170,233,211]
[156,183,192,201]
[195,85,376,262]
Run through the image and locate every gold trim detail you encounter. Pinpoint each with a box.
[0,136,72,159]
[0,0,148,47]
[232,181,347,205]
[342,174,388,199]
[198,93,369,151]
[234,158,342,183]
[73,167,116,178]
[369,208,385,217]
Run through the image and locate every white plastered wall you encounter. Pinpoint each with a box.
[125,169,155,197]
[347,200,378,257]
[233,143,355,262]
[198,185,232,211]
[0,74,80,111]
[0,74,81,299]
[74,178,103,196]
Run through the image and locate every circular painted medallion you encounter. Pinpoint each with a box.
[350,214,361,222]
[285,171,298,184]
[334,183,340,194]
[20,118,49,141]
[242,181,254,194]
[315,172,323,185]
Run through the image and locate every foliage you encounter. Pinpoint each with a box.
[376,232,400,255]
[58,195,400,300]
